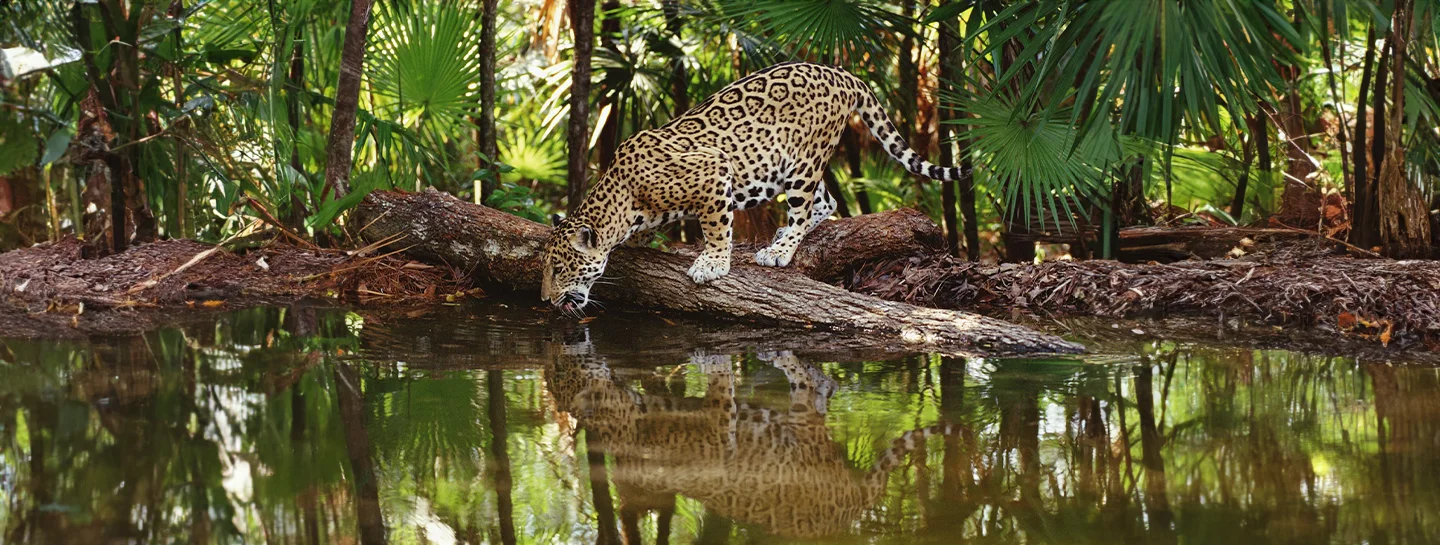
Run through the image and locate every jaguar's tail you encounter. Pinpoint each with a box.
[849,74,972,183]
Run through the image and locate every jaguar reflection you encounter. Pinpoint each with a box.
[545,341,953,540]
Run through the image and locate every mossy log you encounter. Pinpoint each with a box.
[353,189,1082,356]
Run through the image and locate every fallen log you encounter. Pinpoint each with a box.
[353,189,1082,356]
[848,253,1440,346]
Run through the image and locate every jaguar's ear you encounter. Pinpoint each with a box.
[571,226,597,250]
[550,213,565,226]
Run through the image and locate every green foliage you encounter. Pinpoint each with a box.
[486,181,550,224]
[370,1,483,133]
[958,96,1131,224]
[973,0,1299,144]
[706,0,911,65]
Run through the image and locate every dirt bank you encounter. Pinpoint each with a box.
[0,237,463,336]
[849,243,1440,349]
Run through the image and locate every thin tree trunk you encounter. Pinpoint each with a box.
[322,0,377,201]
[565,0,597,214]
[821,169,853,218]
[663,0,699,243]
[936,4,962,257]
[1377,0,1431,257]
[842,127,872,214]
[477,0,500,203]
[1317,0,1352,197]
[896,0,919,137]
[1351,29,1378,248]
[595,0,622,173]
[170,0,189,239]
[1367,40,1392,248]
[1230,116,1258,219]
[664,0,688,118]
[286,27,308,231]
[1275,5,1319,227]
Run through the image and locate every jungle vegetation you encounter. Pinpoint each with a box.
[1,0,1438,261]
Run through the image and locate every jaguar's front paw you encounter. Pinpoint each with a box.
[754,245,794,267]
[687,254,731,284]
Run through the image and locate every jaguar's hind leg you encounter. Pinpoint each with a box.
[756,173,832,267]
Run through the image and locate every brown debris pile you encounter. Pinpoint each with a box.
[0,237,463,334]
[849,251,1440,346]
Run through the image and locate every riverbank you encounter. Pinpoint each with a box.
[3,222,1438,354]
[0,236,466,336]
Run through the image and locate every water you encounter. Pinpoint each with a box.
[1,302,1437,545]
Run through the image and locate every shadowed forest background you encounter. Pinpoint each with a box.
[1,0,1438,261]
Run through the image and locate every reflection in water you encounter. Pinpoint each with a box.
[0,304,1437,544]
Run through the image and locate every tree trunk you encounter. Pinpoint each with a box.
[662,0,700,243]
[171,0,191,239]
[842,127,873,214]
[896,0,919,138]
[595,0,622,174]
[1275,6,1320,228]
[285,27,308,231]
[354,189,1082,356]
[664,0,688,118]
[1351,29,1378,249]
[936,5,963,258]
[322,0,377,201]
[565,0,597,214]
[1229,116,1259,219]
[821,169,853,218]
[1366,40,1392,249]
[1250,110,1272,219]
[1377,0,1431,257]
[477,0,501,203]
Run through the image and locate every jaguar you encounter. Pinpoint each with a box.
[540,61,970,312]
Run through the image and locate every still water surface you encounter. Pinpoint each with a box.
[1,303,1437,544]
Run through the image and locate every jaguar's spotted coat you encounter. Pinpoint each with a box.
[541,61,970,311]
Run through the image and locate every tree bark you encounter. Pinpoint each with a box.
[1275,5,1320,228]
[477,0,501,203]
[322,0,377,201]
[1377,0,1431,257]
[354,189,1081,356]
[565,0,597,213]
[1351,29,1378,249]
[936,6,963,258]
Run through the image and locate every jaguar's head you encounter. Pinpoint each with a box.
[540,215,608,315]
